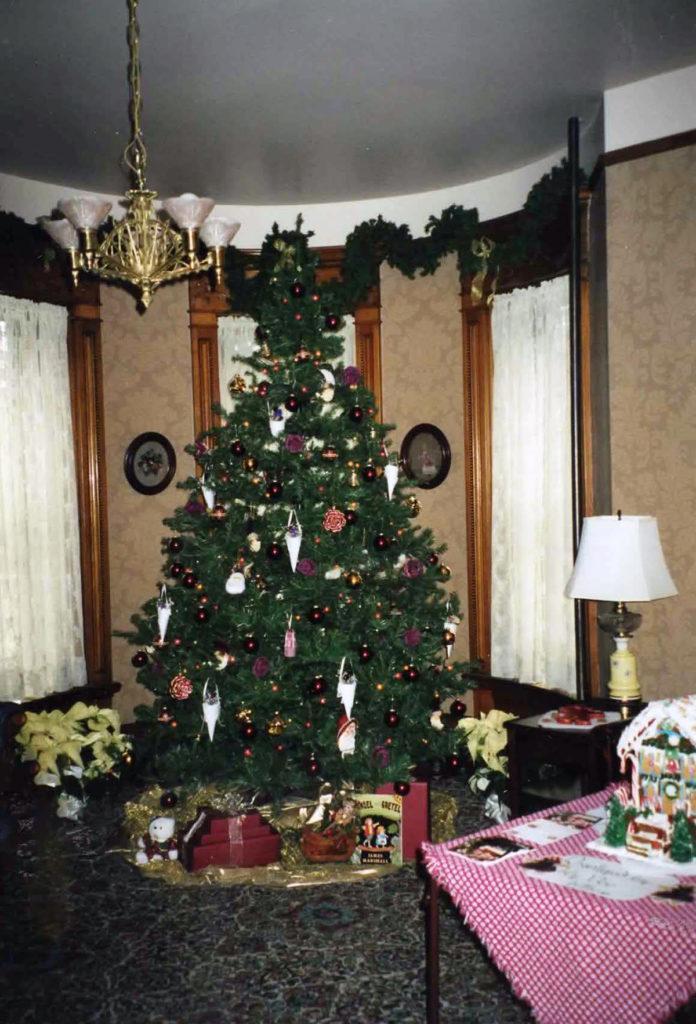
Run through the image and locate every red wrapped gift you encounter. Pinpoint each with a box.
[180,809,281,872]
[377,781,430,860]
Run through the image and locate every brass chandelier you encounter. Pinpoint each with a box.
[40,0,239,308]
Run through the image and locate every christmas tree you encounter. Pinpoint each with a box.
[124,221,472,800]
[670,810,694,864]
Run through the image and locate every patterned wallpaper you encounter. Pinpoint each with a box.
[380,255,469,660]
[606,144,696,701]
[101,281,194,721]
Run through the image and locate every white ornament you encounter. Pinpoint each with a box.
[202,679,221,742]
[247,532,261,553]
[324,564,342,580]
[156,584,173,643]
[337,715,356,758]
[285,509,303,571]
[319,367,335,403]
[201,477,216,510]
[384,462,399,500]
[225,571,246,595]
[269,404,291,437]
[430,710,445,732]
[337,656,357,718]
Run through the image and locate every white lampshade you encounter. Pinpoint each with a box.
[162,193,215,229]
[565,515,677,602]
[58,197,112,229]
[39,217,79,250]
[199,217,240,248]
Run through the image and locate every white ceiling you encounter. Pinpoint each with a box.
[1,0,695,205]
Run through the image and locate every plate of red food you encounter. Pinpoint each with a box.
[539,704,621,730]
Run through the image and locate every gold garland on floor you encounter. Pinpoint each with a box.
[121,785,458,888]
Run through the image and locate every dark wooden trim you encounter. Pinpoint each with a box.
[66,282,112,685]
[188,247,383,435]
[599,127,696,175]
[460,284,493,687]
[467,673,574,718]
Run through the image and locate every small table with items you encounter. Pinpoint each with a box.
[421,784,696,1024]
[504,702,641,818]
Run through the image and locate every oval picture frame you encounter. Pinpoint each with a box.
[124,431,176,496]
[400,423,451,489]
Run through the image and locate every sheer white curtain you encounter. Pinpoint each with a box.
[490,275,576,694]
[0,296,87,701]
[218,313,356,414]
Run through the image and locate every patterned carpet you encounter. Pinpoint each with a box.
[1,784,694,1024]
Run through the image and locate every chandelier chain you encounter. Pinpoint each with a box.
[123,0,147,190]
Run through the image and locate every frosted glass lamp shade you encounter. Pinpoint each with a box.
[40,217,79,250]
[565,515,677,602]
[162,193,215,229]
[58,197,112,229]
[200,218,241,248]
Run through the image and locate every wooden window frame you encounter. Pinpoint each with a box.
[188,247,382,441]
[0,264,111,687]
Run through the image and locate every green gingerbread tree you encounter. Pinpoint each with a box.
[124,220,472,800]
[670,811,694,863]
[604,795,628,847]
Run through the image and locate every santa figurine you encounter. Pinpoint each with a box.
[337,714,356,758]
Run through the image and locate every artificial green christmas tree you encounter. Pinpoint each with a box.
[124,221,472,800]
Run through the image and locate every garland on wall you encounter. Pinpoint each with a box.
[0,158,579,312]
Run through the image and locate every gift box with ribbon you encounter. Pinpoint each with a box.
[180,809,281,871]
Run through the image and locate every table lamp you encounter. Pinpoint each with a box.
[564,513,677,702]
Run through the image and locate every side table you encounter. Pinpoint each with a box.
[505,703,641,818]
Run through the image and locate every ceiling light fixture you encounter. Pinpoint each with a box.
[40,0,239,308]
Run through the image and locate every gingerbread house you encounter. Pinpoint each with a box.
[616,696,696,857]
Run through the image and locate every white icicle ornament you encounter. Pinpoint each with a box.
[285,509,303,572]
[202,680,221,742]
[201,477,216,510]
[337,657,357,719]
[384,462,399,500]
[225,571,246,595]
[156,584,173,644]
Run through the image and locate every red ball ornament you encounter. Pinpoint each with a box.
[170,562,184,578]
[358,644,373,662]
[345,509,358,526]
[168,537,184,554]
[173,637,183,648]
[362,464,377,482]
[131,650,147,668]
[427,553,439,566]
[195,607,210,623]
[266,480,283,501]
[450,699,466,721]
[169,673,193,700]
[243,635,259,654]
[285,394,300,412]
[243,747,254,758]
[373,533,390,551]
[182,573,197,589]
[306,754,321,777]
[348,406,364,423]
[325,313,340,330]
[266,542,283,560]
[404,665,420,682]
[294,312,303,322]
[309,675,328,695]
[307,605,325,624]
[230,439,245,457]
[322,506,347,533]
[275,743,285,752]
[446,754,462,773]
[394,781,411,797]
[240,722,257,740]
[256,381,270,398]
[311,293,320,303]
[290,281,306,298]
[384,707,400,728]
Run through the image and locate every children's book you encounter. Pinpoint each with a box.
[351,793,402,866]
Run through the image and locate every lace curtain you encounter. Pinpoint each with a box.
[217,314,357,413]
[0,296,87,701]
[490,275,576,694]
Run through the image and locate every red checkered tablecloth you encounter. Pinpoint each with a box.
[422,785,696,1024]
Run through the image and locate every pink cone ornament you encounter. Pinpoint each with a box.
[284,615,297,657]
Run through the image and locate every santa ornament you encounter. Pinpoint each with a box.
[337,713,356,758]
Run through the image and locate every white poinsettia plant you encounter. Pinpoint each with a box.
[430,707,516,823]
[15,702,131,818]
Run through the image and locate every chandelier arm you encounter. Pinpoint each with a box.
[123,0,148,190]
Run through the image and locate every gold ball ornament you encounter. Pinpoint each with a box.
[407,495,422,518]
[236,707,253,723]
[344,569,362,588]
[228,374,247,395]
[267,712,286,736]
[438,564,452,579]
